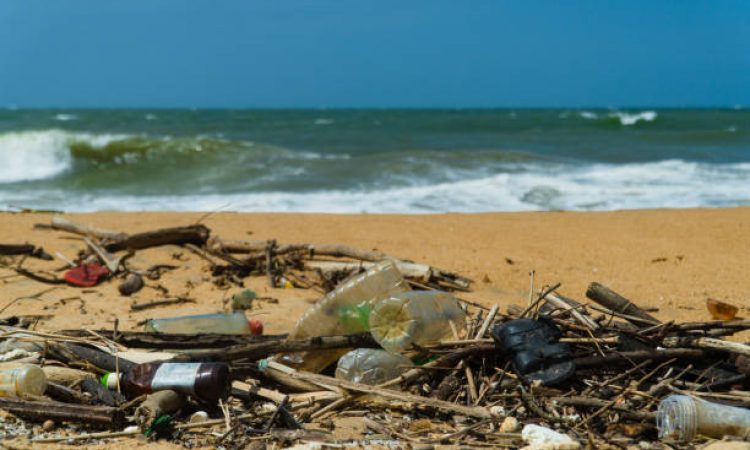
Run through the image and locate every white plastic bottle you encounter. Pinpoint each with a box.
[335,348,414,385]
[0,364,47,398]
[368,290,466,353]
[144,312,263,335]
[657,394,750,442]
[285,260,410,372]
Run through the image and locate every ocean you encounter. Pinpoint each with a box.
[0,108,747,213]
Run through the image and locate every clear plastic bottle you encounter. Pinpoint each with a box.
[103,361,230,404]
[285,260,410,372]
[335,348,414,385]
[144,312,263,335]
[369,290,466,353]
[657,394,750,442]
[0,364,47,398]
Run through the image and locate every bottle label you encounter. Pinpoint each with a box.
[151,363,201,394]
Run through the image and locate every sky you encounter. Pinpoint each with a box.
[0,1,748,108]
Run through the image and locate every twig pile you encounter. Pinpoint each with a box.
[0,217,747,449]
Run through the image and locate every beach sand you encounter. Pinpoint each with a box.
[1,208,749,447]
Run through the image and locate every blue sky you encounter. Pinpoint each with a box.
[1,1,748,108]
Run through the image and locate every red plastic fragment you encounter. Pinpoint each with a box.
[63,263,110,287]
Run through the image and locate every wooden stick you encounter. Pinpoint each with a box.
[84,237,122,273]
[474,304,499,339]
[586,282,660,324]
[574,348,709,369]
[172,332,379,362]
[662,336,750,357]
[129,297,196,311]
[41,217,127,241]
[0,244,52,260]
[59,329,286,349]
[545,293,599,331]
[106,224,210,252]
[261,360,493,419]
[0,397,123,425]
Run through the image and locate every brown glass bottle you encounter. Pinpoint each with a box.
[105,362,230,404]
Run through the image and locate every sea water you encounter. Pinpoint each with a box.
[0,108,748,212]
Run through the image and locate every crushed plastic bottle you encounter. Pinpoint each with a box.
[103,361,230,404]
[657,394,750,442]
[144,312,263,335]
[335,348,414,385]
[285,260,410,372]
[369,290,466,353]
[0,364,47,398]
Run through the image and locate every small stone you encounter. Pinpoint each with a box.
[499,416,520,433]
[42,420,55,432]
[490,405,506,417]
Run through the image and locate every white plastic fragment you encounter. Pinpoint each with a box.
[521,424,580,450]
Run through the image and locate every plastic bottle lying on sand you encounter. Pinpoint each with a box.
[103,362,230,404]
[657,394,750,442]
[335,348,414,385]
[369,290,466,353]
[285,260,410,372]
[0,364,47,398]
[144,312,263,335]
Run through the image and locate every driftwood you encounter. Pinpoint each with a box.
[573,348,709,369]
[209,237,472,289]
[0,397,123,425]
[52,343,136,374]
[39,217,127,242]
[106,224,210,252]
[550,396,655,421]
[129,297,196,311]
[304,260,471,290]
[586,282,660,324]
[59,329,287,349]
[662,336,750,357]
[0,244,52,260]
[46,381,90,404]
[37,217,210,252]
[260,360,493,419]
[173,332,379,362]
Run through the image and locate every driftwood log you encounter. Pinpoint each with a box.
[0,244,52,260]
[0,397,123,425]
[586,282,660,324]
[173,332,379,362]
[36,217,210,252]
[59,329,287,349]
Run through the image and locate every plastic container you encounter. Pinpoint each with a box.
[103,362,230,404]
[144,312,263,336]
[369,290,466,353]
[657,394,750,442]
[0,364,47,398]
[335,348,414,385]
[285,260,410,372]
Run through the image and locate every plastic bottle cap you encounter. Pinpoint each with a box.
[100,372,119,390]
[248,319,263,336]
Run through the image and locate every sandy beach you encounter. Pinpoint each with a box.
[1,208,749,448]
[2,208,749,333]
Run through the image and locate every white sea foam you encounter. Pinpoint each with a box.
[0,130,128,183]
[54,114,78,121]
[145,114,158,121]
[314,118,334,126]
[610,110,657,126]
[579,111,598,120]
[5,159,748,213]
